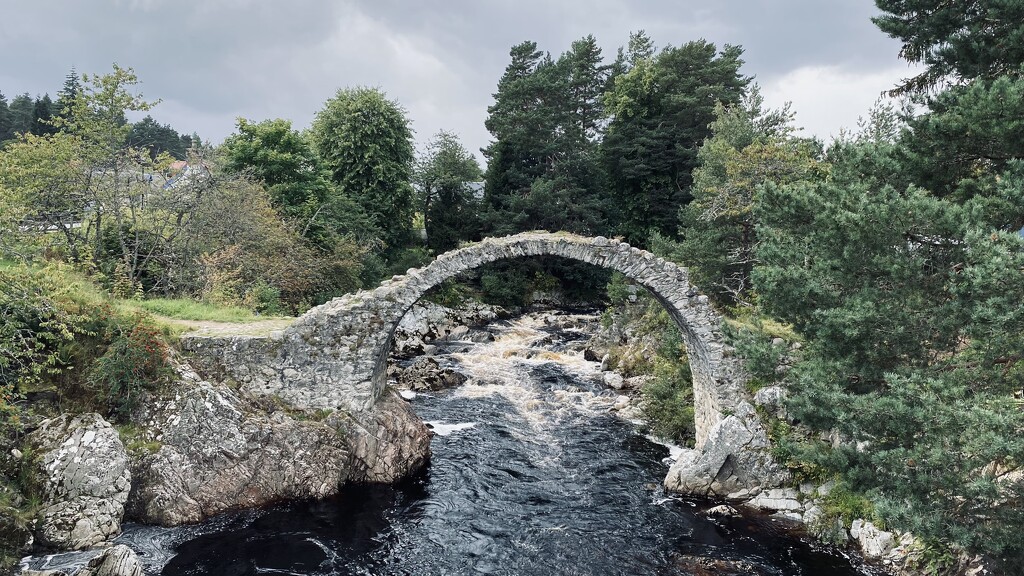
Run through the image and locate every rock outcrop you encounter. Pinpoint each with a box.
[333,388,432,483]
[25,413,131,550]
[389,356,468,391]
[19,544,143,576]
[126,363,412,526]
[663,402,786,498]
[392,301,502,357]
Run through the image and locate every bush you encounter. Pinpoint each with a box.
[0,262,173,421]
[243,280,286,316]
[0,264,91,395]
[639,356,695,444]
[87,316,171,420]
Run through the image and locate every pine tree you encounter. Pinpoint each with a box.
[8,93,34,136]
[873,0,1024,94]
[481,38,611,237]
[30,94,55,136]
[602,40,748,245]
[677,87,816,305]
[54,67,83,124]
[0,91,13,143]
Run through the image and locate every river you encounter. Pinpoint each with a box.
[24,310,880,575]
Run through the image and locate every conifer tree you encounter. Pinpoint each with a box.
[602,40,748,245]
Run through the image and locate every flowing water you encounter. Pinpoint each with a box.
[22,310,881,575]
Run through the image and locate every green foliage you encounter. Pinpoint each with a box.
[0,91,13,143]
[479,261,535,307]
[415,130,483,253]
[723,320,787,392]
[901,75,1024,224]
[677,87,821,305]
[754,137,1024,565]
[242,280,286,316]
[600,285,696,444]
[0,262,174,420]
[0,382,18,433]
[639,356,694,445]
[0,264,91,394]
[311,87,415,250]
[872,0,1024,94]
[87,316,170,419]
[481,37,611,240]
[7,95,34,138]
[225,118,326,219]
[478,33,614,313]
[115,424,162,457]
[820,482,880,526]
[423,279,476,309]
[603,38,748,245]
[128,115,191,160]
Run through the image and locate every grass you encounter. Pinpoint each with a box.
[724,313,800,342]
[2,259,290,339]
[115,424,163,457]
[131,298,259,322]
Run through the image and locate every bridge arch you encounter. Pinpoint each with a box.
[265,231,746,449]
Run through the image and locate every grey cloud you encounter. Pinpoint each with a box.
[1,0,905,156]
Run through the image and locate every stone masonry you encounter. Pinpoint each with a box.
[183,232,751,452]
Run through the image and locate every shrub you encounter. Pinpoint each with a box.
[87,316,171,420]
[639,356,695,445]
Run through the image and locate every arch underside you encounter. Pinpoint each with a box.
[289,231,745,449]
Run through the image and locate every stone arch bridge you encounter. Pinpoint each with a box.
[185,232,764,456]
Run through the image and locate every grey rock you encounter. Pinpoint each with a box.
[753,386,788,420]
[664,403,787,497]
[391,357,468,392]
[749,487,802,511]
[81,545,143,576]
[849,520,896,559]
[803,504,824,527]
[332,388,431,483]
[602,372,625,390]
[705,504,739,517]
[624,375,653,390]
[26,413,130,550]
[127,368,351,526]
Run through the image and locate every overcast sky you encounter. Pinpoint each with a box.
[0,0,913,163]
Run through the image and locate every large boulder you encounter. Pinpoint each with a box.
[663,402,786,499]
[127,362,431,526]
[334,388,432,483]
[389,356,468,391]
[19,544,143,576]
[127,367,351,526]
[80,544,143,576]
[25,413,130,550]
[392,301,502,356]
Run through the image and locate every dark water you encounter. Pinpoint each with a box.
[119,312,877,575]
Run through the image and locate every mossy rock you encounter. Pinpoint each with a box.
[0,504,34,568]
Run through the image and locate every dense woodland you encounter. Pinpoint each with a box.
[2,1,1023,572]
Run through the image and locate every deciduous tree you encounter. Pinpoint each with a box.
[310,87,415,250]
[414,130,482,253]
